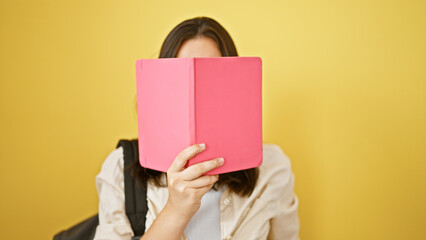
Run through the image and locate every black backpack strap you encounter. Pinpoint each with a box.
[116,139,147,238]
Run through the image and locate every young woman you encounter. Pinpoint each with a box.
[94,16,300,240]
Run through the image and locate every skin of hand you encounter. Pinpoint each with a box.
[140,143,224,240]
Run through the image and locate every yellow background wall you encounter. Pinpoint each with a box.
[1,0,425,239]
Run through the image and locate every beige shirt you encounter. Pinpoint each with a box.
[94,143,300,240]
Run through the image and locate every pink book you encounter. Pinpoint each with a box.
[135,56,262,174]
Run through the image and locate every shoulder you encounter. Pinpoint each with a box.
[96,146,125,188]
[260,143,293,175]
[254,143,295,199]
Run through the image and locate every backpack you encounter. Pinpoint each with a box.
[53,139,147,240]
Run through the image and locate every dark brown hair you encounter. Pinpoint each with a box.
[130,16,258,197]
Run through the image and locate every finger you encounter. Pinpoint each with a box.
[186,175,219,188]
[168,143,206,172]
[195,183,216,196]
[181,184,214,203]
[181,157,224,180]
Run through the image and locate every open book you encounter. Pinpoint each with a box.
[135,56,262,174]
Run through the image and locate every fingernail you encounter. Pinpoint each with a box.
[199,143,206,150]
[218,157,224,165]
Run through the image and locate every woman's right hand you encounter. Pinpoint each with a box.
[141,143,224,240]
[165,143,224,220]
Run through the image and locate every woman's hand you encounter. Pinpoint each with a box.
[140,143,224,240]
[165,143,224,220]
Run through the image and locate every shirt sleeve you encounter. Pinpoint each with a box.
[93,146,134,240]
[267,145,301,240]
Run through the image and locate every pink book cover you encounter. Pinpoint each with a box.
[135,56,262,174]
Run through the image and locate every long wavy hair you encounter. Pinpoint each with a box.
[129,16,258,197]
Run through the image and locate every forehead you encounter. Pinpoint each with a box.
[176,36,222,58]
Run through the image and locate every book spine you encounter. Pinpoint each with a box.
[188,58,196,145]
[135,59,146,167]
